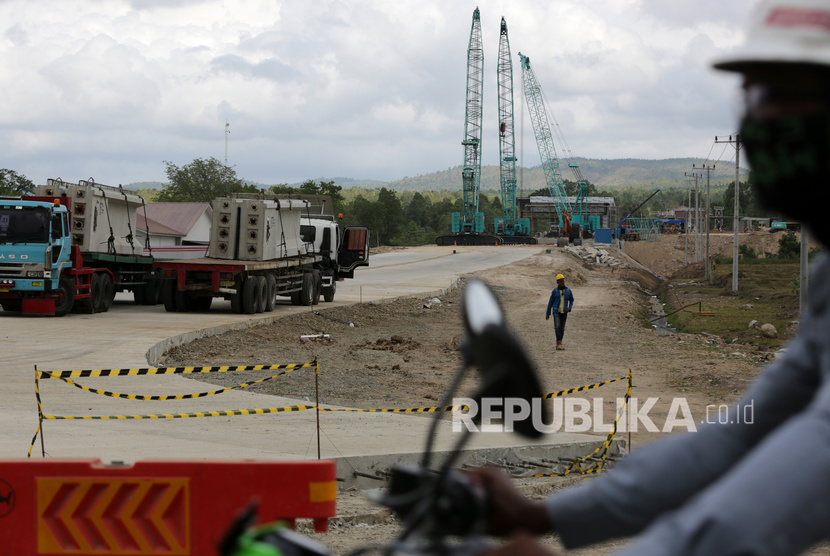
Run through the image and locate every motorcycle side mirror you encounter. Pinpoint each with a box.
[462,279,505,336]
[461,279,548,439]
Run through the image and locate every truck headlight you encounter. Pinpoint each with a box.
[27,271,44,278]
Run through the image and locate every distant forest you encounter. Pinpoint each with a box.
[128,157,768,247]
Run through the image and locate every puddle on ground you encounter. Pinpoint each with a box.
[649,295,677,335]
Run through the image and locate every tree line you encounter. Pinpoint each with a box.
[1,158,777,246]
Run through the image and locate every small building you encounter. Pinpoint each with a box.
[659,205,700,222]
[136,202,212,259]
[518,196,617,234]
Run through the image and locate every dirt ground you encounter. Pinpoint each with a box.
[623,229,820,280]
[156,234,823,554]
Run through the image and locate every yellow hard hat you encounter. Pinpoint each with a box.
[556,274,565,280]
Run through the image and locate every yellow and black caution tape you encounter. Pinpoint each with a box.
[533,370,633,478]
[29,361,317,457]
[318,374,630,414]
[544,375,627,399]
[28,370,45,458]
[41,405,314,420]
[38,366,308,401]
[318,404,469,414]
[37,362,315,379]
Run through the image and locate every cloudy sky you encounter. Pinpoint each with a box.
[1,0,755,186]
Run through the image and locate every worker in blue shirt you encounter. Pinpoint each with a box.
[545,273,574,351]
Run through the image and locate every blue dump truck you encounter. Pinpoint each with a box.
[0,179,157,316]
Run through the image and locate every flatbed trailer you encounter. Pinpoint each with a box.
[156,254,321,313]
[155,220,370,314]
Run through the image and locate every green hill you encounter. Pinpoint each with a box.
[125,157,748,197]
[341,158,747,193]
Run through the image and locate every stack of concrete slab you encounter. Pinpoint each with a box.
[208,197,310,261]
[238,198,309,260]
[564,245,626,268]
[36,179,144,256]
[208,198,240,259]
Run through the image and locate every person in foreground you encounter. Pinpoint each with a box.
[545,273,574,351]
[473,1,830,554]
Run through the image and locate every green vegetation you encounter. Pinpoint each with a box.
[664,235,817,350]
[0,169,35,195]
[270,179,346,216]
[156,157,258,202]
[666,265,798,350]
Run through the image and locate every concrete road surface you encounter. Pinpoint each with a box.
[1,245,608,468]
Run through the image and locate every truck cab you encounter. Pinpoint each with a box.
[0,199,72,313]
[301,217,369,301]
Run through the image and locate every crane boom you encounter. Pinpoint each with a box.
[518,53,571,228]
[455,7,485,235]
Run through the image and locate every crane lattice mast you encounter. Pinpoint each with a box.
[490,18,532,241]
[496,17,518,235]
[454,7,485,234]
[518,52,572,228]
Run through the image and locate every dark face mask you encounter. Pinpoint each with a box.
[740,112,830,243]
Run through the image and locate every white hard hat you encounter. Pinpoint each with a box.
[714,0,830,72]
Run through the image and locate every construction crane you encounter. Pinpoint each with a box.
[615,188,661,240]
[437,7,499,246]
[493,18,535,244]
[519,52,588,242]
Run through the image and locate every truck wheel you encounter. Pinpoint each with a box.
[300,272,315,306]
[145,274,159,305]
[79,273,101,314]
[133,281,146,305]
[162,280,177,312]
[98,273,115,313]
[242,277,257,314]
[323,281,336,303]
[310,270,321,305]
[290,287,301,305]
[54,275,75,317]
[230,289,242,313]
[255,275,268,313]
[135,273,158,306]
[265,274,277,312]
[152,273,164,305]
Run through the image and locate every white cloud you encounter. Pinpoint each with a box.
[0,0,756,185]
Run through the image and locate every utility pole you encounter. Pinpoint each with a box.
[694,163,715,282]
[716,134,741,292]
[225,121,230,165]
[685,170,702,263]
[696,175,701,262]
[683,175,695,266]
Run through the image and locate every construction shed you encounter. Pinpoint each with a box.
[518,196,618,235]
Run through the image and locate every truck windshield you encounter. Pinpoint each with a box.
[0,207,50,244]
